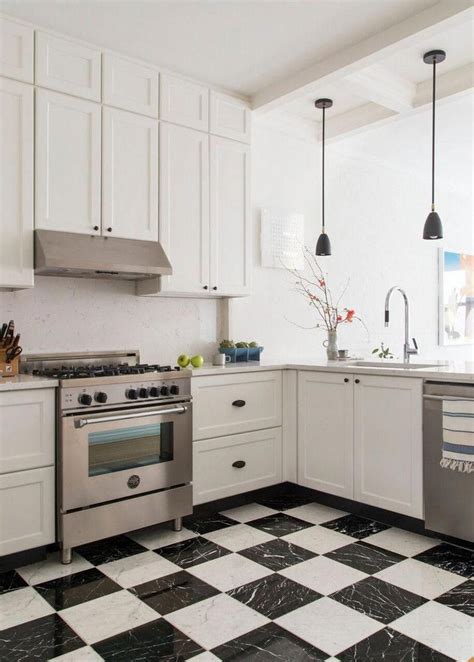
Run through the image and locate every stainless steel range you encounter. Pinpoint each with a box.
[22,351,193,564]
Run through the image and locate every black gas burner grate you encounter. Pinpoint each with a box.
[32,363,179,379]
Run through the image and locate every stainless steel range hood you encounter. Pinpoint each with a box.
[34,230,172,281]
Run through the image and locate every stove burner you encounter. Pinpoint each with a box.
[32,363,180,379]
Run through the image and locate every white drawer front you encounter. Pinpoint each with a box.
[193,428,282,505]
[0,388,55,473]
[0,17,34,83]
[210,91,251,143]
[35,31,101,101]
[160,73,209,131]
[192,371,282,439]
[0,466,55,555]
[102,53,159,117]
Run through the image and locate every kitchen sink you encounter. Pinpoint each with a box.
[350,361,442,370]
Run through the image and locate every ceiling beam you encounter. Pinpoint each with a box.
[252,1,474,113]
[344,64,416,113]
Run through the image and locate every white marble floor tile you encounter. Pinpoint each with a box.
[189,653,220,661]
[279,555,368,595]
[60,589,158,645]
[97,551,179,588]
[187,552,273,592]
[283,525,353,554]
[220,503,279,523]
[50,646,103,661]
[0,587,54,631]
[284,503,347,525]
[363,528,439,557]
[165,593,269,650]
[17,552,93,585]
[127,523,198,550]
[391,600,474,661]
[375,558,466,599]
[275,596,383,656]
[202,523,275,551]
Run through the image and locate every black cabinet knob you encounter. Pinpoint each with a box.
[212,286,217,291]
[232,460,246,469]
[203,285,208,290]
[93,225,99,231]
[95,391,107,403]
[107,227,112,232]
[78,393,92,405]
[232,399,246,407]
[355,379,360,384]
[344,378,349,383]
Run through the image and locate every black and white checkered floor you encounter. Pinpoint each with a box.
[1,495,473,661]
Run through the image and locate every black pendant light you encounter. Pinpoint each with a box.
[315,98,333,256]
[423,49,446,240]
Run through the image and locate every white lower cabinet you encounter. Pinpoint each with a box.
[193,428,282,505]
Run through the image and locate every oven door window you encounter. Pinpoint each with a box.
[88,422,173,476]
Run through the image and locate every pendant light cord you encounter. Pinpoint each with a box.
[322,106,325,232]
[431,60,436,210]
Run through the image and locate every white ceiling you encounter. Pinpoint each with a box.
[2,0,438,97]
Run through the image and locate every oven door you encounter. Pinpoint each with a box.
[60,402,192,510]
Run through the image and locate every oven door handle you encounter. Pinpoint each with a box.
[423,394,474,402]
[75,405,188,428]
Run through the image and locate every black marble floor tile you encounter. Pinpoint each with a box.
[322,514,390,539]
[130,569,220,615]
[413,543,474,578]
[0,613,84,661]
[0,569,27,594]
[247,512,313,537]
[34,567,121,610]
[183,512,238,534]
[228,573,322,619]
[76,534,147,565]
[239,537,316,571]
[338,627,454,661]
[255,493,316,511]
[93,617,203,661]
[435,578,474,617]
[331,576,427,624]
[155,536,231,568]
[325,541,405,574]
[212,622,328,661]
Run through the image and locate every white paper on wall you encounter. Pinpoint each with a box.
[260,208,304,270]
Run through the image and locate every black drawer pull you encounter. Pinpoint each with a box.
[355,379,360,384]
[232,399,246,407]
[232,460,246,469]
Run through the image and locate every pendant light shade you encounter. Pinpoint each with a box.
[422,49,446,240]
[315,98,333,256]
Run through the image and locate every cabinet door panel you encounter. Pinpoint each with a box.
[210,136,250,296]
[0,78,34,289]
[102,53,159,117]
[160,73,208,131]
[0,17,34,83]
[102,107,158,241]
[35,89,101,235]
[354,375,423,518]
[210,91,251,143]
[298,371,354,498]
[159,122,209,293]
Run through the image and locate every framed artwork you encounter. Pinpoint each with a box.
[438,249,474,345]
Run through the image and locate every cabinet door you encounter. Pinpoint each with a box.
[159,122,209,294]
[210,136,251,296]
[297,371,354,499]
[102,107,158,241]
[0,17,34,83]
[102,53,159,117]
[354,375,423,518]
[160,73,209,131]
[0,78,34,289]
[36,89,101,235]
[0,466,55,556]
[35,31,101,101]
[210,91,251,143]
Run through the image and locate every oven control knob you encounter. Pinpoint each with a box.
[127,388,138,400]
[160,386,169,396]
[95,391,108,403]
[139,388,149,398]
[170,384,179,395]
[78,393,92,406]
[149,387,159,397]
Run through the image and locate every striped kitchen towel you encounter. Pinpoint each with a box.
[441,399,474,473]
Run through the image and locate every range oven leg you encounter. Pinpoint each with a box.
[173,517,183,532]
[61,546,72,565]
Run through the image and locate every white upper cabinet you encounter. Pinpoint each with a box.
[159,122,209,293]
[160,73,209,131]
[35,31,101,101]
[210,135,251,296]
[0,78,34,289]
[36,89,101,235]
[0,16,34,83]
[102,107,158,241]
[102,53,159,117]
[210,91,251,143]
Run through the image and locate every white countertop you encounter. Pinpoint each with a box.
[0,374,59,391]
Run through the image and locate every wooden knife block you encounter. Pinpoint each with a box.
[0,349,20,377]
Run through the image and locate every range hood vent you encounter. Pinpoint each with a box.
[34,230,172,281]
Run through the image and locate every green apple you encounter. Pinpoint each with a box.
[177,354,190,368]
[190,354,204,368]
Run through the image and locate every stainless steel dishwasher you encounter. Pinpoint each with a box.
[423,381,474,542]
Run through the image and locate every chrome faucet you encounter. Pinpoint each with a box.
[384,287,418,363]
